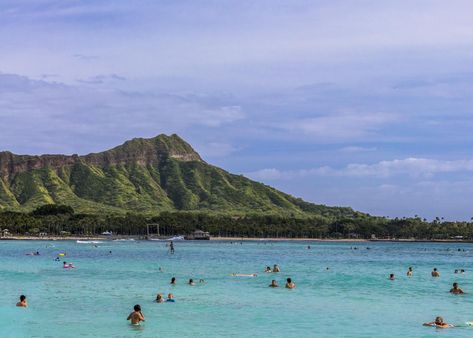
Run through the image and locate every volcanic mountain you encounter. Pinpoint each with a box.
[0,134,355,217]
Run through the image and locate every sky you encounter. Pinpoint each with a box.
[1,0,473,220]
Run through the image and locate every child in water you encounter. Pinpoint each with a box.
[127,305,145,325]
[155,293,164,303]
[16,295,28,307]
[166,293,175,302]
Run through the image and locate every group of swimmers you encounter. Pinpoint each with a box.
[387,266,468,328]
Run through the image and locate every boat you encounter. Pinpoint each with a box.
[184,230,210,240]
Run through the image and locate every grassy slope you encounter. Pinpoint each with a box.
[0,135,357,218]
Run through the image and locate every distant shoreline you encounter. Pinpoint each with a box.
[1,235,472,243]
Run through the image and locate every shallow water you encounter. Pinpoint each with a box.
[1,240,473,337]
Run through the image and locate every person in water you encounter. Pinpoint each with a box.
[170,277,176,285]
[166,293,175,302]
[265,266,272,273]
[155,293,164,303]
[407,267,413,277]
[127,304,145,325]
[273,264,281,273]
[450,282,465,294]
[169,241,175,254]
[269,280,279,287]
[389,273,395,280]
[423,316,451,328]
[16,295,28,307]
[285,278,295,289]
[188,279,195,286]
[431,268,440,277]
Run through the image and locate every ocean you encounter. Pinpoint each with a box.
[1,240,472,337]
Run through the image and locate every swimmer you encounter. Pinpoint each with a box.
[188,279,195,286]
[307,245,311,250]
[265,266,272,273]
[166,293,175,302]
[158,267,163,273]
[155,293,164,303]
[285,278,296,289]
[127,304,145,325]
[389,273,395,280]
[454,269,459,274]
[16,295,28,307]
[423,316,451,328]
[170,277,176,285]
[169,241,175,254]
[407,267,413,277]
[199,279,205,283]
[450,282,465,294]
[269,280,279,288]
[461,269,465,274]
[273,264,280,273]
[431,268,440,277]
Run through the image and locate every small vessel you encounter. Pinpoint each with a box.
[184,230,210,240]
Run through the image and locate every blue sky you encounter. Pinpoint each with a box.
[1,0,473,219]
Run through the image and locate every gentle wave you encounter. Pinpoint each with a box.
[76,240,103,244]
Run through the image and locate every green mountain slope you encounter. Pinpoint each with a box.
[0,134,356,217]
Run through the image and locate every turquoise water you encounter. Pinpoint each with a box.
[1,240,473,337]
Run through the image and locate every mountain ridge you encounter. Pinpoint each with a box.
[0,134,357,218]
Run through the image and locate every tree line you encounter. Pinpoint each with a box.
[0,204,473,239]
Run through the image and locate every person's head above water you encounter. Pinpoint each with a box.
[287,278,292,283]
[433,268,437,271]
[20,295,26,301]
[453,282,458,288]
[189,279,194,284]
[134,304,141,312]
[389,274,395,280]
[435,316,444,325]
[168,293,174,299]
[171,277,176,284]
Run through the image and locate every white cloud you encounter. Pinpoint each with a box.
[247,157,473,180]
[274,112,399,140]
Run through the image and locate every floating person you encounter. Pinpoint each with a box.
[454,269,459,274]
[127,304,145,325]
[407,267,413,277]
[285,278,296,289]
[16,295,28,307]
[431,268,440,277]
[389,274,395,280]
[265,266,272,273]
[269,280,279,288]
[170,277,176,285]
[450,282,465,294]
[155,294,164,303]
[231,273,258,277]
[273,264,281,273]
[461,269,465,274]
[188,279,195,286]
[169,241,175,254]
[166,293,175,302]
[63,261,75,269]
[423,316,451,328]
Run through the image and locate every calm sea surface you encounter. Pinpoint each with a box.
[1,240,473,337]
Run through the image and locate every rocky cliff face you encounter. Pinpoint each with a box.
[0,134,202,181]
